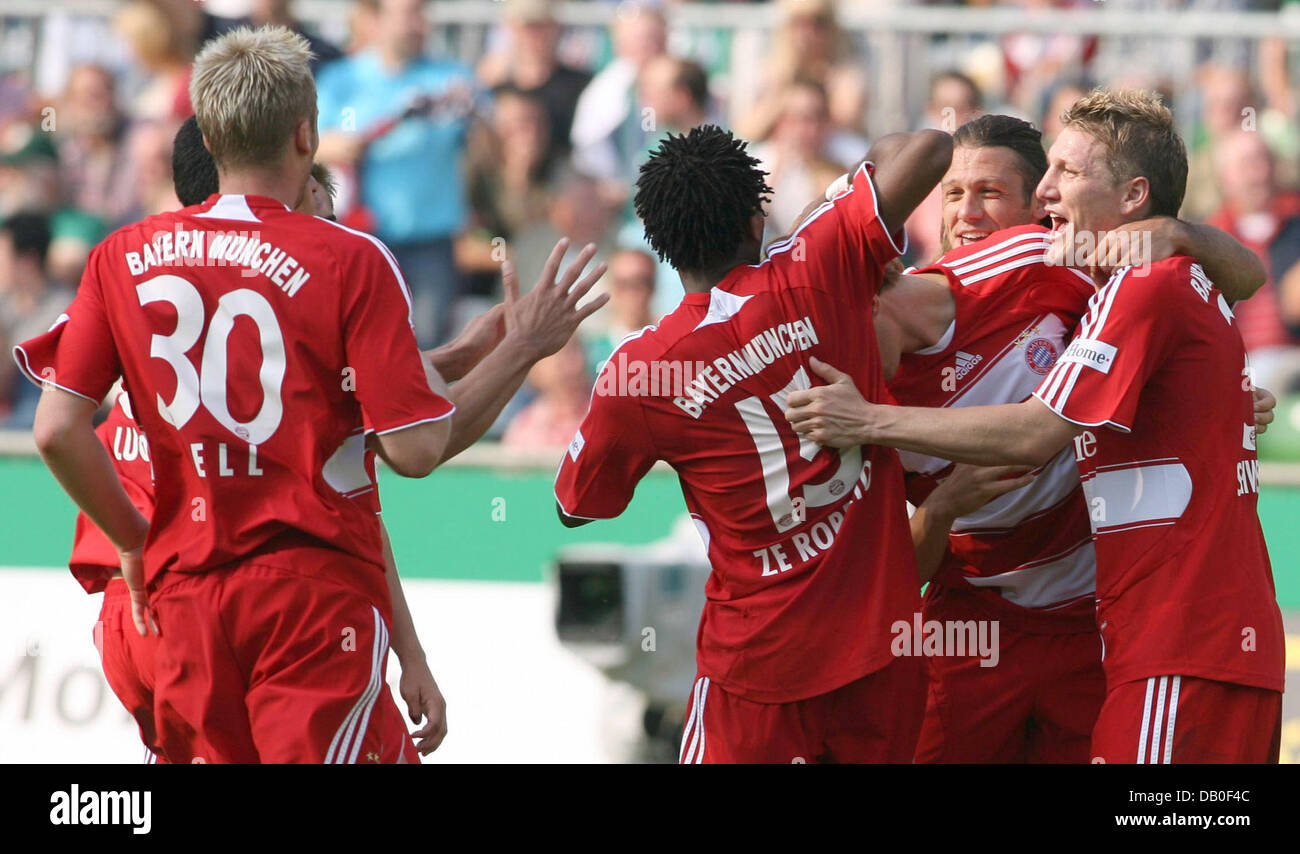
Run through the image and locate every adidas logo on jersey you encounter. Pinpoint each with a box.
[954,350,982,380]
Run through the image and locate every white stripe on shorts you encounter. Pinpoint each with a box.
[324,607,388,764]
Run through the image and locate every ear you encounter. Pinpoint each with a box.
[294,117,316,157]
[1119,175,1151,218]
[748,211,765,243]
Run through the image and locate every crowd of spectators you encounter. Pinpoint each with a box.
[2,0,1300,437]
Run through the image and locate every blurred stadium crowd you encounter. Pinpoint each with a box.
[1,0,1300,442]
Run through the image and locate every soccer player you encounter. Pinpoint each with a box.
[869,114,1267,763]
[42,146,452,762]
[786,90,1286,763]
[555,124,952,763]
[19,26,604,764]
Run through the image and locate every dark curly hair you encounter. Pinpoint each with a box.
[634,125,772,273]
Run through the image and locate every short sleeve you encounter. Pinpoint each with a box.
[12,245,119,403]
[554,369,658,520]
[339,230,455,434]
[763,162,907,307]
[1033,264,1179,432]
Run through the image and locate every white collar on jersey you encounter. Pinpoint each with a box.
[693,287,753,331]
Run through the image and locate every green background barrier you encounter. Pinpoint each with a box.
[2,454,1298,607]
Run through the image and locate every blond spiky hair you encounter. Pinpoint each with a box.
[190,26,317,170]
[1060,88,1188,217]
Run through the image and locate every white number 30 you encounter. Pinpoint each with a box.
[136,274,286,445]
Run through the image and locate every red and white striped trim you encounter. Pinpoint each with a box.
[1136,675,1182,764]
[679,676,710,764]
[945,229,1049,272]
[324,606,389,764]
[1035,269,1130,423]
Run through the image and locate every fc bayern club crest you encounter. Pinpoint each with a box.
[1024,338,1058,374]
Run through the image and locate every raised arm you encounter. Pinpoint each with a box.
[863,129,954,237]
[432,240,608,462]
[1090,217,1266,302]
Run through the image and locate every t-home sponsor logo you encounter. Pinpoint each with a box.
[890,612,1000,667]
[1058,337,1117,374]
[50,785,151,834]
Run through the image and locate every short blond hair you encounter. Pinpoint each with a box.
[1060,88,1188,217]
[190,26,317,170]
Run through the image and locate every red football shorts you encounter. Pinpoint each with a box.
[678,654,925,764]
[151,560,417,764]
[97,579,166,762]
[1090,675,1282,764]
[913,587,1105,763]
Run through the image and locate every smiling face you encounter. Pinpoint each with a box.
[941,144,1044,248]
[1038,125,1148,259]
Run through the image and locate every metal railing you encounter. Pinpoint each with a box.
[3,2,1298,133]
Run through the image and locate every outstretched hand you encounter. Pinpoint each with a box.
[504,238,609,362]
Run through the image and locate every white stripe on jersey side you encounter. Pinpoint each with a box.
[962,536,1096,610]
[949,238,1050,277]
[759,161,905,266]
[943,229,1049,269]
[1149,676,1169,764]
[1040,269,1128,412]
[345,610,390,765]
[1067,267,1097,287]
[949,447,1081,534]
[951,241,1050,282]
[680,677,705,764]
[1162,676,1181,764]
[323,607,382,763]
[942,314,1053,408]
[1136,677,1157,764]
[325,607,386,764]
[697,678,710,763]
[1038,285,1105,407]
[763,201,834,262]
[960,252,1053,286]
[1090,268,1129,339]
[318,217,416,325]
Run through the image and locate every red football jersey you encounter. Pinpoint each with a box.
[555,164,921,703]
[68,392,156,594]
[1034,256,1284,692]
[890,226,1098,627]
[13,194,452,609]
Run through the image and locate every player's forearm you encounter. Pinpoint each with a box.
[865,402,1058,467]
[424,340,478,383]
[863,129,952,233]
[1172,220,1265,302]
[441,334,534,460]
[33,393,149,554]
[378,521,425,665]
[910,500,956,586]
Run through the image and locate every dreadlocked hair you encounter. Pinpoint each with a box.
[634,125,772,272]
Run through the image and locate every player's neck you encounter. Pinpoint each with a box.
[677,248,759,294]
[217,168,306,212]
[678,267,736,295]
